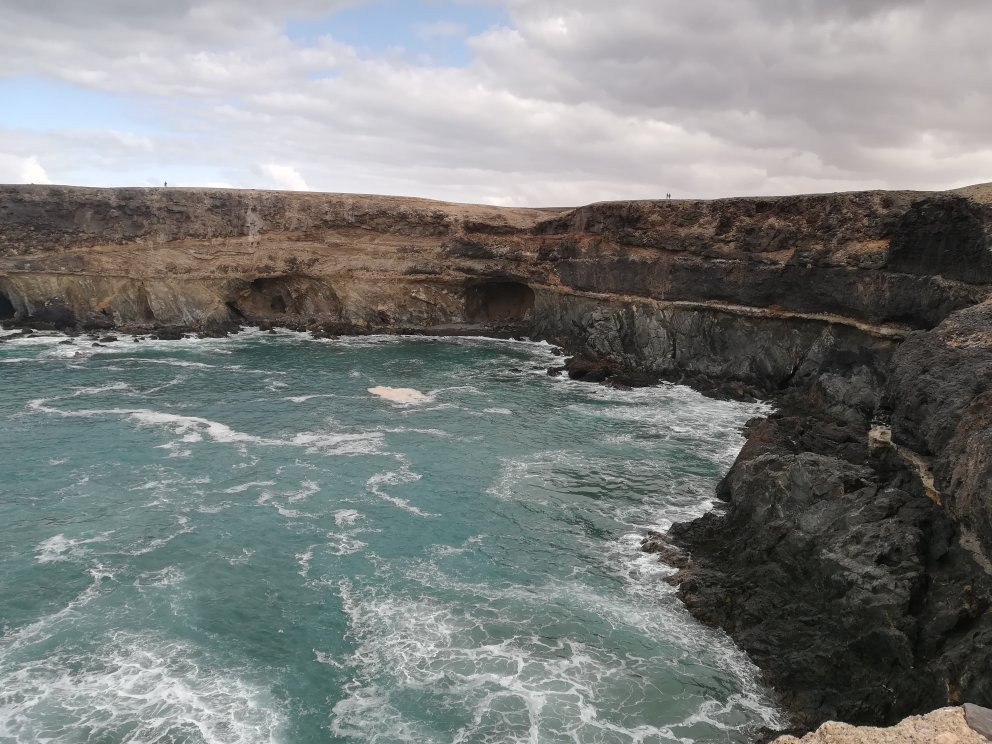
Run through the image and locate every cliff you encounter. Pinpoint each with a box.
[3,183,992,734]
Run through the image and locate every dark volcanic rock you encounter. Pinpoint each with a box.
[887,195,992,284]
[199,314,239,338]
[564,355,618,382]
[27,301,77,331]
[889,301,992,558]
[669,413,992,731]
[150,326,187,341]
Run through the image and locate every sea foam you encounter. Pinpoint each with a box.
[367,386,429,404]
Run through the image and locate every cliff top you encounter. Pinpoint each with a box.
[2,181,992,212]
[952,181,992,204]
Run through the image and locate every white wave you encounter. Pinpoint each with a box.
[296,546,315,578]
[376,426,453,438]
[134,565,185,588]
[223,481,276,494]
[27,401,385,457]
[283,393,336,403]
[141,373,190,395]
[313,649,348,669]
[287,480,320,503]
[273,503,310,519]
[0,634,285,744]
[289,432,383,456]
[0,566,117,654]
[129,410,270,444]
[130,475,211,492]
[34,532,113,565]
[567,383,769,469]
[116,518,195,557]
[327,533,368,557]
[334,509,361,526]
[70,381,132,396]
[225,548,254,566]
[365,460,433,517]
[112,357,217,369]
[483,407,513,415]
[429,534,486,557]
[0,333,68,350]
[331,575,782,744]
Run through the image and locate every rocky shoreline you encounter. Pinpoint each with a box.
[2,183,991,738]
[771,705,992,743]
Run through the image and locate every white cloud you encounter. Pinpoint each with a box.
[21,155,51,183]
[0,0,990,203]
[0,153,52,184]
[260,163,309,191]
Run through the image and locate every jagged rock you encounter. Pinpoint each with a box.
[199,313,238,338]
[964,703,992,740]
[889,301,992,558]
[150,326,186,341]
[669,415,992,730]
[564,355,618,382]
[772,706,991,744]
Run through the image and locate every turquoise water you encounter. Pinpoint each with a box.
[0,330,781,743]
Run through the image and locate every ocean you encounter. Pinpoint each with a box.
[0,329,782,743]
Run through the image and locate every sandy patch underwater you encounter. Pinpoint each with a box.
[0,329,783,743]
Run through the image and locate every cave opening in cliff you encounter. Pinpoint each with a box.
[0,290,15,321]
[229,276,343,319]
[464,281,535,324]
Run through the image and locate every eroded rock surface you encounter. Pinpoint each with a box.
[772,706,991,744]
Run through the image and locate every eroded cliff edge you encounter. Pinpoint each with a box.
[2,183,992,734]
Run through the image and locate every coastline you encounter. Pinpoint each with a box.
[2,183,992,737]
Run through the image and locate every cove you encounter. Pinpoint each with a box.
[0,331,782,743]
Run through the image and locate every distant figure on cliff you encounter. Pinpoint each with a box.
[163,181,168,187]
[666,192,670,199]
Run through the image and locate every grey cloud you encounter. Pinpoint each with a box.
[0,0,989,203]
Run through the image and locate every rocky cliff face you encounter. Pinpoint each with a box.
[3,183,992,734]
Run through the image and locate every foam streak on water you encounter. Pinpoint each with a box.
[0,330,780,743]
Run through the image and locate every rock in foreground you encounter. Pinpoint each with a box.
[772,705,992,744]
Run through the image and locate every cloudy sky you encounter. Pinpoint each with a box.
[1,0,989,205]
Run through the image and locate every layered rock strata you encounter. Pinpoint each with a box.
[3,183,992,734]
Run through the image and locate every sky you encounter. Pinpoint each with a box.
[0,0,990,206]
